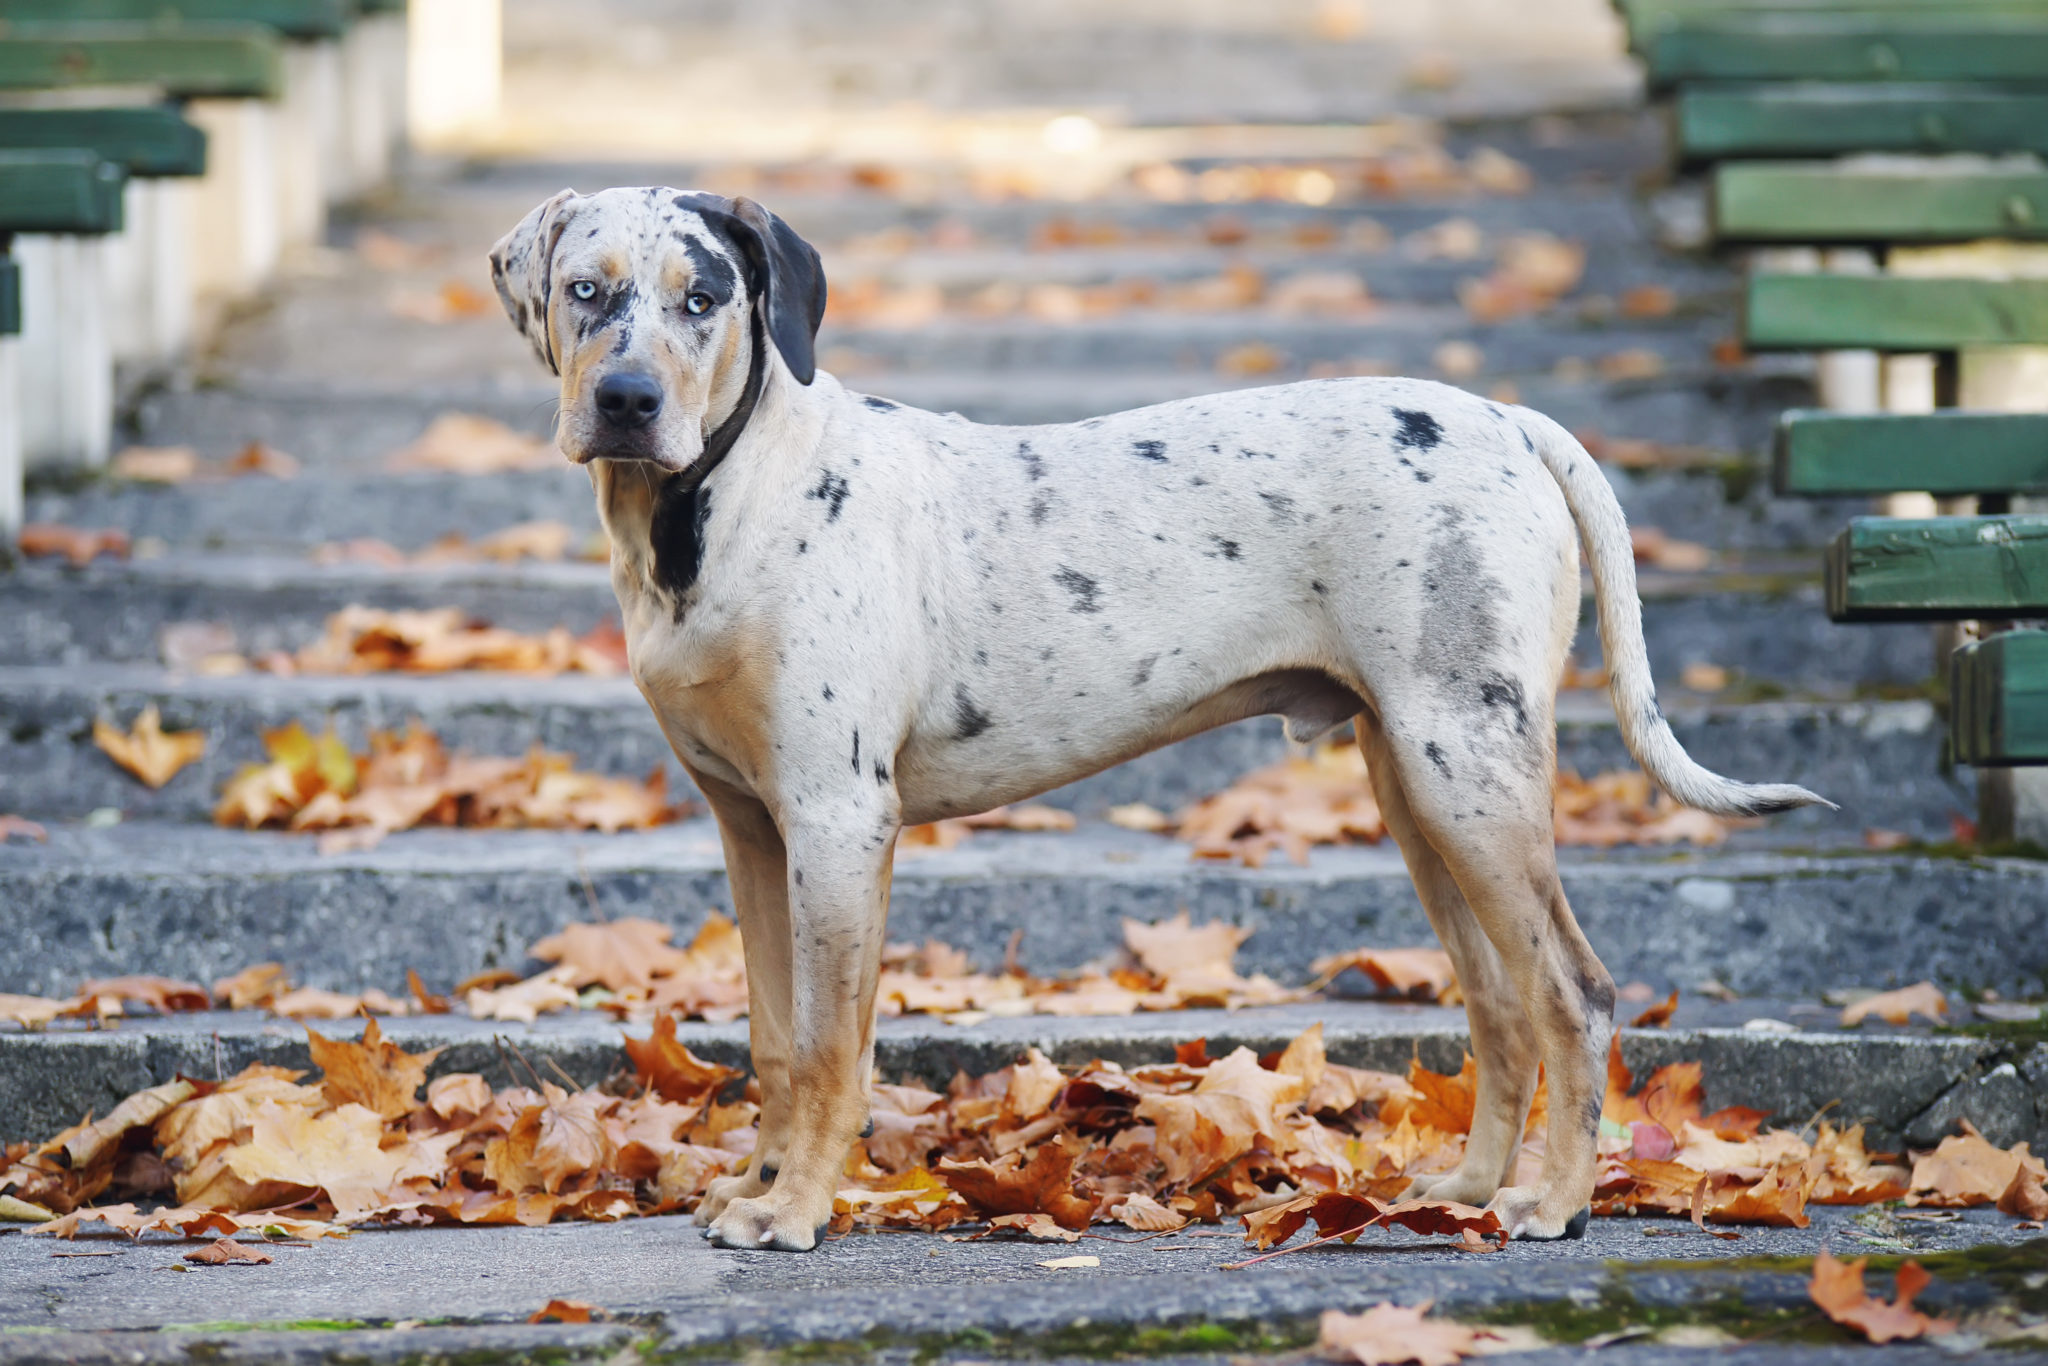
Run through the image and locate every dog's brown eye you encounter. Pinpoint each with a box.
[570,280,598,301]
[685,292,713,315]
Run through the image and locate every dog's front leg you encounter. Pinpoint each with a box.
[704,806,894,1252]
[692,772,796,1228]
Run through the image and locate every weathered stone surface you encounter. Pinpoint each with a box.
[1906,1057,2045,1150]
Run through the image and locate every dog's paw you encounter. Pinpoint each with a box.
[1486,1186,1590,1241]
[705,1193,829,1252]
[697,1169,769,1229]
[1399,1166,1499,1208]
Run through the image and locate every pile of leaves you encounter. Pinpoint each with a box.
[1116,742,1747,868]
[265,607,625,678]
[213,722,684,851]
[7,1020,2043,1250]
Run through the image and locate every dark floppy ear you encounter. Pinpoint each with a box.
[726,197,827,385]
[487,188,578,374]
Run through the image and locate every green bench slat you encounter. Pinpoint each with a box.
[1745,273,2048,350]
[1775,411,2048,496]
[1679,85,2048,160]
[1648,16,2048,90]
[1622,0,2048,54]
[0,149,125,233]
[1714,162,2048,242]
[0,23,283,99]
[356,0,405,12]
[0,255,18,335]
[0,1,346,40]
[1952,630,2048,766]
[1826,515,2048,621]
[0,106,203,177]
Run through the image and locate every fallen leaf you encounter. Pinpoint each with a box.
[0,994,74,1030]
[1630,990,1680,1028]
[93,706,206,788]
[940,1144,1095,1230]
[77,976,211,1014]
[1037,1255,1098,1269]
[184,1236,273,1265]
[1318,1301,1502,1365]
[1311,948,1458,1003]
[623,1015,743,1105]
[533,918,693,992]
[529,1299,598,1323]
[306,1018,441,1120]
[1842,983,1946,1028]
[0,815,48,843]
[1809,1248,1952,1343]
[387,414,559,474]
[1909,1122,2046,1207]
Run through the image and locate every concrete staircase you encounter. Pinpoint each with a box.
[6,94,2046,1173]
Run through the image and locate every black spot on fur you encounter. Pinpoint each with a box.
[1132,439,1168,462]
[1208,537,1241,560]
[862,395,899,411]
[1424,741,1450,776]
[1015,440,1045,481]
[1258,491,1296,521]
[873,759,890,784]
[649,483,713,612]
[851,729,860,774]
[1392,408,1444,452]
[1310,580,1327,594]
[822,683,833,700]
[1479,676,1528,735]
[1397,456,1434,484]
[954,684,993,739]
[1053,567,1101,613]
[1521,428,1536,453]
[681,236,736,299]
[1030,491,1056,525]
[807,470,850,521]
[1132,654,1158,687]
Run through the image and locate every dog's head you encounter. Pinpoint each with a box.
[488,187,826,473]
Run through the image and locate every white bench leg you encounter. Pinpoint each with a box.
[276,42,336,247]
[103,180,192,367]
[0,336,22,540]
[408,0,501,150]
[17,234,113,471]
[340,20,388,196]
[185,97,283,319]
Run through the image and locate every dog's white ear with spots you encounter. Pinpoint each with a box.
[488,188,579,374]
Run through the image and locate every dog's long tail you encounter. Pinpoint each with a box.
[1525,412,1834,817]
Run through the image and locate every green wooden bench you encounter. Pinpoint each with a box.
[1715,161,2048,243]
[0,106,205,178]
[1645,13,2048,90]
[0,149,126,234]
[1953,630,2048,764]
[0,23,284,99]
[1777,412,2048,496]
[1677,85,2048,162]
[1825,516,2048,621]
[0,256,18,336]
[1744,273,2048,350]
[0,1,346,39]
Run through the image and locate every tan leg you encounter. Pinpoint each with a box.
[705,812,894,1251]
[1369,715,1614,1240]
[691,772,796,1228]
[1356,715,1539,1207]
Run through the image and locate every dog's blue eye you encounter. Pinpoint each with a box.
[685,293,713,315]
[570,280,597,301]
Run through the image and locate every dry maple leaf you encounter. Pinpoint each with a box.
[213,963,290,1010]
[388,414,559,474]
[939,1143,1095,1230]
[531,917,693,992]
[1908,1121,2047,1208]
[1318,1302,1502,1366]
[40,1080,197,1174]
[306,1018,441,1120]
[18,523,130,565]
[529,1300,598,1324]
[0,815,48,843]
[93,707,206,789]
[1841,982,1946,1028]
[184,1235,273,1265]
[0,993,74,1030]
[624,1015,743,1104]
[78,975,211,1015]
[225,1100,461,1221]
[467,966,581,1023]
[1630,990,1679,1028]
[1310,948,1459,1003]
[1809,1248,1953,1343]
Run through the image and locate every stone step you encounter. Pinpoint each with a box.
[0,550,1935,690]
[0,665,1957,828]
[0,999,2031,1154]
[3,820,2031,1006]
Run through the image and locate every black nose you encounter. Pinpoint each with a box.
[594,372,663,427]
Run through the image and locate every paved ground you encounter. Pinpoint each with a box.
[2,1208,2043,1363]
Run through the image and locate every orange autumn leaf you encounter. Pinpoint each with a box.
[1630,989,1679,1028]
[305,1018,440,1120]
[529,1299,598,1324]
[1841,982,1947,1028]
[1809,1248,1953,1343]
[1908,1121,2047,1208]
[1318,1301,1503,1366]
[531,917,694,992]
[623,1015,743,1105]
[19,523,129,565]
[183,1235,273,1265]
[77,975,211,1015]
[1309,947,1459,1003]
[938,1143,1095,1231]
[93,706,206,788]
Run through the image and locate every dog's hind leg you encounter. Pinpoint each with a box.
[1356,712,1539,1208]
[1365,703,1616,1240]
[692,771,797,1228]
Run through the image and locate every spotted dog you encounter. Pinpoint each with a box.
[489,187,1828,1252]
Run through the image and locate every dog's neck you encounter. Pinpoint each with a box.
[592,316,810,619]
